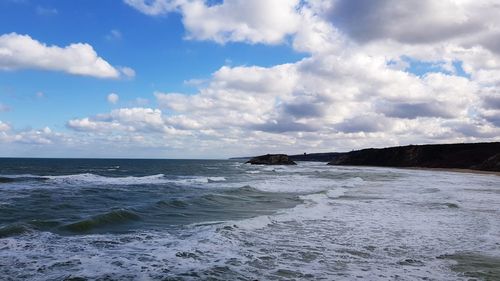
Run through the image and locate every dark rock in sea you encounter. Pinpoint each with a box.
[328,142,500,172]
[232,152,343,162]
[246,154,297,165]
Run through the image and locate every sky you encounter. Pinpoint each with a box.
[0,0,499,158]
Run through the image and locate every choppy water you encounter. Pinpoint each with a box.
[0,159,499,280]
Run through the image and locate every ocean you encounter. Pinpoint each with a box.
[0,158,499,280]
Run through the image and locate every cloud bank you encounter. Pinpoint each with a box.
[4,0,500,157]
[125,0,497,153]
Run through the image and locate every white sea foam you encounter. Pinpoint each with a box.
[40,173,227,186]
[238,174,365,194]
[46,173,168,185]
[1,163,499,280]
[207,176,227,182]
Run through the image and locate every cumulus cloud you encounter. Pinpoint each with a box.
[0,121,10,132]
[60,0,500,156]
[0,33,133,79]
[180,0,302,44]
[125,0,303,44]
[327,0,484,44]
[67,45,499,155]
[125,0,500,56]
[67,107,183,135]
[0,123,65,145]
[123,0,180,15]
[107,93,119,104]
[119,66,136,78]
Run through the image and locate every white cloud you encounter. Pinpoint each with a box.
[13,127,54,145]
[180,0,302,44]
[0,123,65,145]
[119,66,136,78]
[123,0,180,15]
[65,45,500,156]
[0,121,10,132]
[125,0,500,61]
[0,33,134,79]
[110,108,165,129]
[52,1,500,155]
[106,29,122,41]
[67,107,185,135]
[107,93,120,104]
[67,117,121,132]
[125,0,303,44]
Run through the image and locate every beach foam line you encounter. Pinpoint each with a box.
[46,173,169,185]
[0,173,228,186]
[41,173,226,185]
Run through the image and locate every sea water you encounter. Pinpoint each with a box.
[0,158,499,280]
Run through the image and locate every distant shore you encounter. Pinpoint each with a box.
[238,142,500,173]
[403,167,500,176]
[327,142,500,173]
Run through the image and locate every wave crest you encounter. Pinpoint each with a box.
[63,209,141,233]
[0,173,227,186]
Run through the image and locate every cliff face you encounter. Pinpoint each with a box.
[289,152,342,162]
[479,153,500,171]
[328,142,500,172]
[246,154,297,165]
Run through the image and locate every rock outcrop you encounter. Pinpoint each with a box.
[289,152,343,162]
[328,142,500,172]
[246,154,297,165]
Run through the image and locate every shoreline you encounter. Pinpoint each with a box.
[300,161,500,176]
[322,163,500,176]
[399,167,500,176]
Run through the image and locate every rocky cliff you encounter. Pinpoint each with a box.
[328,142,500,172]
[246,154,297,165]
[289,152,342,162]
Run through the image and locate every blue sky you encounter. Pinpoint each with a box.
[0,0,499,158]
[0,0,304,130]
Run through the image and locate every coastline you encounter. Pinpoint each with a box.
[326,163,500,176]
[401,167,500,176]
[326,142,500,174]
